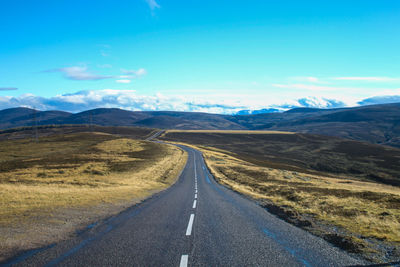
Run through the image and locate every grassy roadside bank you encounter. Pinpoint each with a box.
[197,145,400,263]
[160,131,400,264]
[0,132,187,262]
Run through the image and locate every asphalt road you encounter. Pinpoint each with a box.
[3,144,367,267]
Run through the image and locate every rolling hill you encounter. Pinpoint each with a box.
[250,103,400,147]
[160,130,400,186]
[1,102,400,147]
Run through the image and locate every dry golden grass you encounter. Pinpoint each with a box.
[0,132,187,261]
[177,143,400,261]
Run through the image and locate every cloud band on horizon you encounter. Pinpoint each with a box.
[1,89,400,114]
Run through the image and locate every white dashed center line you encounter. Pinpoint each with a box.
[181,154,202,264]
[186,214,195,236]
[194,155,197,179]
[180,255,188,267]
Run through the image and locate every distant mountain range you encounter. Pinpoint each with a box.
[1,102,400,148]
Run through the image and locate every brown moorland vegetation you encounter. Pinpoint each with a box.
[0,124,157,141]
[161,131,400,186]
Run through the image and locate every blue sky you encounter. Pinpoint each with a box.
[1,0,400,113]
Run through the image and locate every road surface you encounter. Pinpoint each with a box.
[3,144,366,267]
[145,130,165,141]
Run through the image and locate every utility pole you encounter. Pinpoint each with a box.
[90,111,93,132]
[33,107,38,143]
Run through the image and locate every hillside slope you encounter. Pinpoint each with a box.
[161,130,400,186]
[1,103,400,147]
[250,103,400,147]
[0,108,71,129]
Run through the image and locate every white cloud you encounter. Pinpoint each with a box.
[145,0,160,10]
[333,77,398,82]
[56,94,87,104]
[295,96,346,109]
[271,83,357,91]
[0,89,355,114]
[121,68,147,78]
[290,76,320,83]
[47,66,113,81]
[0,87,18,91]
[0,90,250,113]
[356,88,400,105]
[358,95,400,106]
[46,66,147,81]
[306,77,319,83]
[116,79,131,84]
[2,88,398,114]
